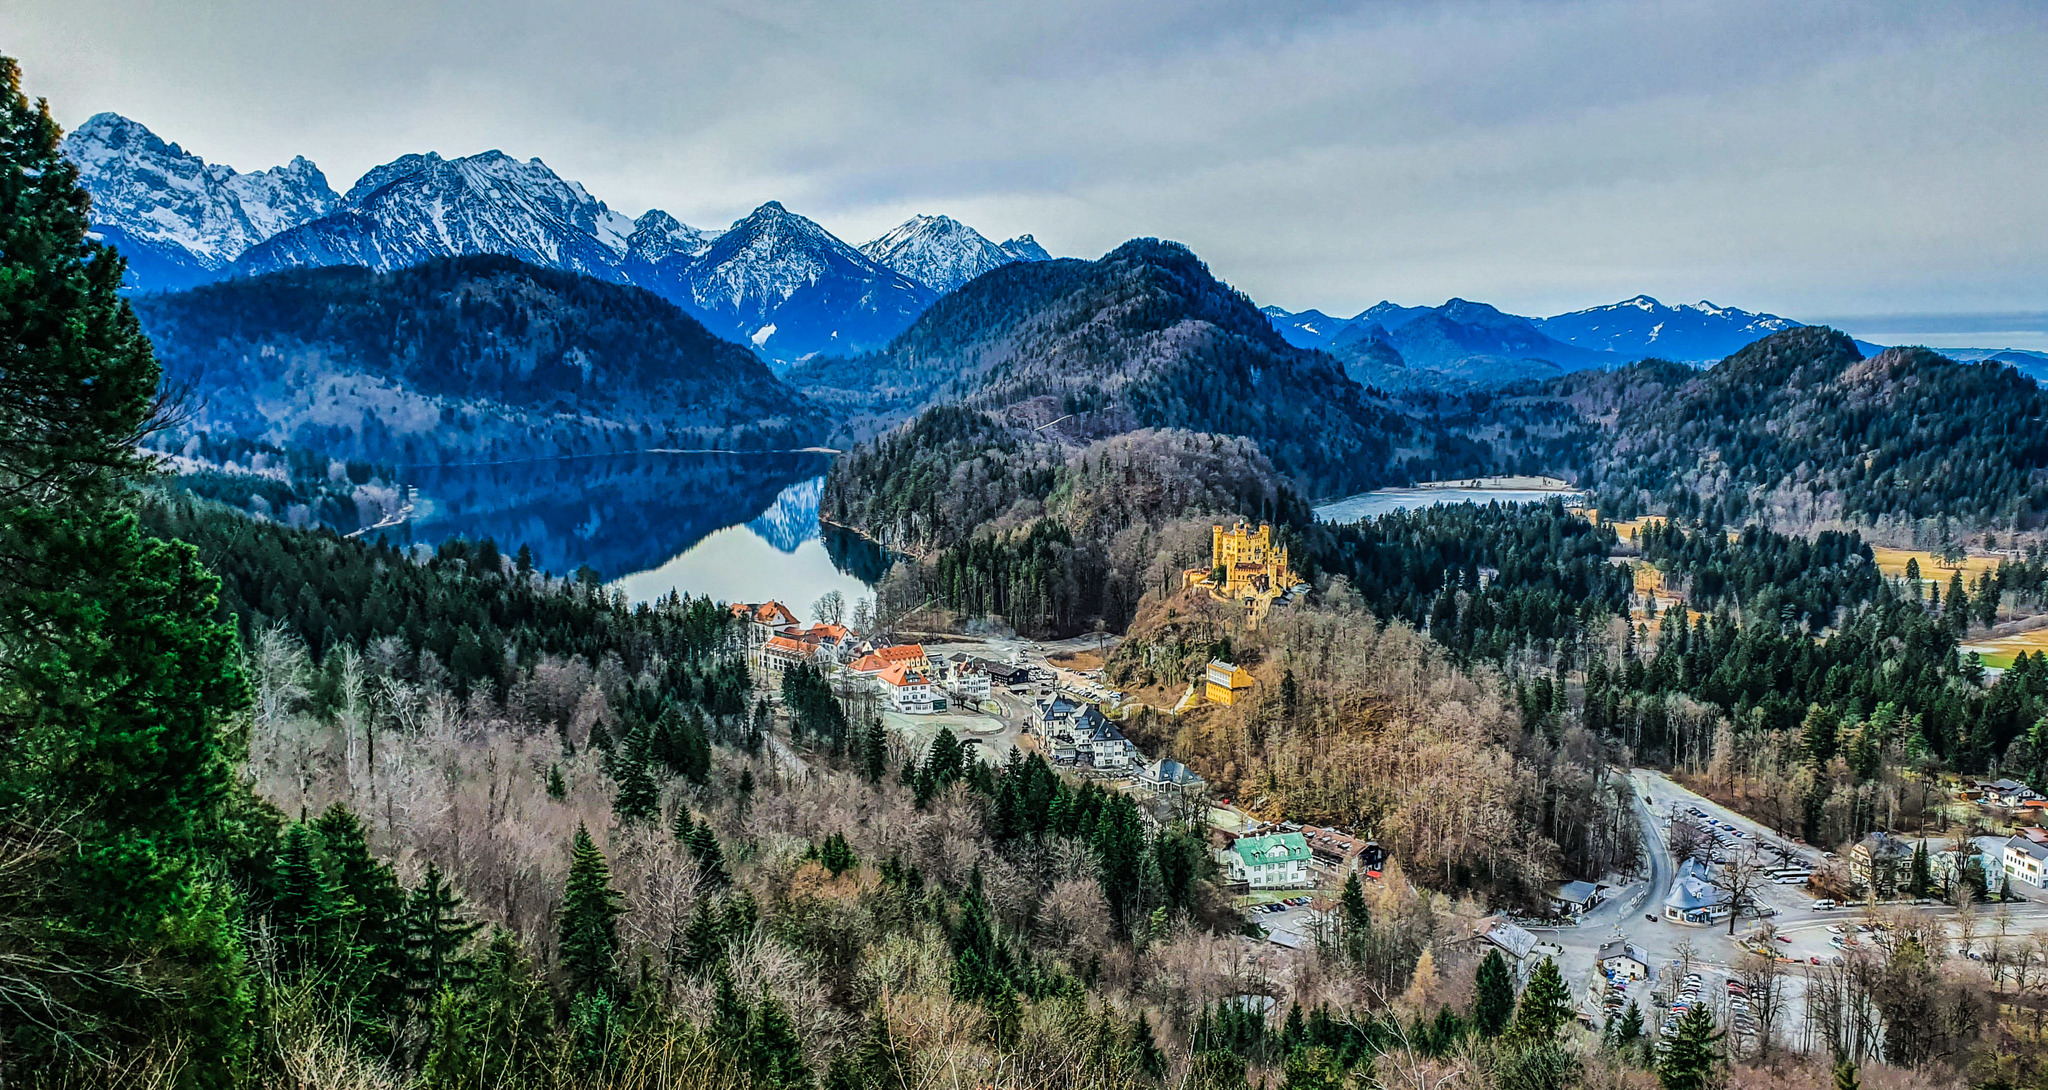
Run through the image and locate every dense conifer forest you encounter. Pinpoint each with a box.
[1548,328,2048,529]
[131,256,827,463]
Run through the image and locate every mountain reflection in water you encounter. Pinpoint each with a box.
[392,452,882,614]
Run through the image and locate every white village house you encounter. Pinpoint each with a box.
[1225,832,1312,889]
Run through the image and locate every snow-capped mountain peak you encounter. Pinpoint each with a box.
[859,213,1023,294]
[670,201,938,361]
[625,209,718,266]
[1538,296,1799,362]
[999,234,1053,263]
[62,112,339,287]
[237,148,639,279]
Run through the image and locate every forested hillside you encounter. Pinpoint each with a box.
[827,408,1307,634]
[1551,327,2048,530]
[793,239,1411,502]
[132,256,827,463]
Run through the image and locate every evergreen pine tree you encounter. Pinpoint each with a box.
[747,987,811,1087]
[950,868,1016,1004]
[403,860,482,1005]
[1657,1005,1723,1090]
[820,831,859,877]
[1339,870,1371,961]
[1431,1004,1465,1052]
[0,61,256,1069]
[1833,1059,1861,1090]
[466,929,549,1085]
[672,804,695,842]
[1511,957,1572,1044]
[559,825,624,996]
[861,715,888,783]
[547,764,567,799]
[680,895,723,976]
[1280,1045,1344,1090]
[1133,1012,1167,1079]
[709,964,752,1054]
[1281,1002,1306,1049]
[273,821,342,974]
[687,823,731,888]
[738,767,756,814]
[420,986,476,1090]
[1472,949,1517,1037]
[848,1004,903,1087]
[1910,840,1931,898]
[1612,1001,1644,1049]
[721,886,759,938]
[612,730,659,824]
[312,804,407,1013]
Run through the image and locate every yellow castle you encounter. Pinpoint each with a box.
[1183,521,1301,626]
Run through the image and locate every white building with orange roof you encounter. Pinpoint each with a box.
[759,634,814,680]
[730,601,801,676]
[877,663,941,714]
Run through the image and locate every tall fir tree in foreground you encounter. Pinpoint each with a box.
[559,825,624,996]
[0,54,253,1083]
[1658,1005,1723,1090]
[1472,949,1517,1037]
[1510,957,1573,1044]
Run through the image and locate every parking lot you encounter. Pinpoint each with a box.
[1241,894,1321,948]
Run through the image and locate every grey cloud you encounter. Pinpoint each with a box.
[7,0,2045,316]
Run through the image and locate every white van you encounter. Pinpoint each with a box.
[1811,899,1838,910]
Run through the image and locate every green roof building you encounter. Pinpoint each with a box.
[1226,832,1312,889]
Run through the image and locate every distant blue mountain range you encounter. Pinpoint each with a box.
[1261,294,1806,390]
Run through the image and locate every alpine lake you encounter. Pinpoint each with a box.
[378,458,1582,623]
[383,451,888,619]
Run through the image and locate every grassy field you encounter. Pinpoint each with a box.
[1047,648,1107,671]
[1963,628,2048,669]
[1870,545,2003,581]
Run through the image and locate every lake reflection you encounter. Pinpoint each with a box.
[391,452,880,614]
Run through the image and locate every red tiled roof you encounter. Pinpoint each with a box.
[849,654,891,673]
[876,644,926,664]
[732,601,798,626]
[763,635,811,655]
[878,664,929,687]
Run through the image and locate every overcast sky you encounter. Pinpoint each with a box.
[8,0,2046,321]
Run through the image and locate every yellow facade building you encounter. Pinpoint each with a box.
[1183,520,1301,626]
[1205,660,1256,705]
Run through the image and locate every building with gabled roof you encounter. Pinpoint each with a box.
[1598,940,1650,979]
[732,601,802,677]
[1142,758,1207,793]
[1476,917,1539,963]
[877,664,941,714]
[760,634,814,679]
[1224,832,1312,889]
[1073,705,1137,770]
